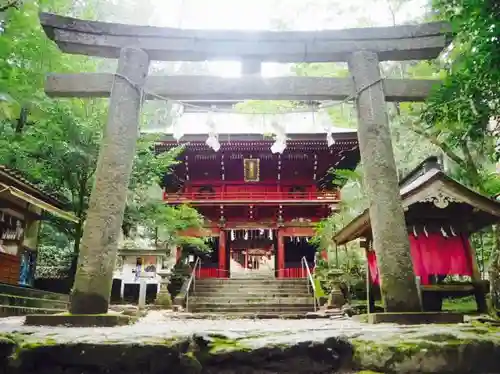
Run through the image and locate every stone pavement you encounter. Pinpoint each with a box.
[1,312,500,373]
[0,311,492,345]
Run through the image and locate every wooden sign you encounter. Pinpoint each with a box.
[244,158,260,182]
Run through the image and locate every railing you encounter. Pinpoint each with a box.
[185,257,201,312]
[163,190,340,202]
[196,267,230,279]
[301,256,318,312]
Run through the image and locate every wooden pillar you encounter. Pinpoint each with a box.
[467,238,488,313]
[348,51,420,312]
[175,246,181,263]
[69,47,150,314]
[120,280,125,302]
[219,230,227,278]
[277,230,285,278]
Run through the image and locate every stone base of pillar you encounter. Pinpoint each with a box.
[155,271,172,309]
[24,314,136,327]
[367,312,464,325]
[155,288,172,309]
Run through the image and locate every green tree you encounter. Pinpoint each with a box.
[423,0,500,314]
[0,0,205,283]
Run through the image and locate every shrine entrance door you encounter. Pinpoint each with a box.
[230,246,275,279]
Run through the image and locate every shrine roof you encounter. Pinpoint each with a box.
[333,157,500,245]
[0,165,68,210]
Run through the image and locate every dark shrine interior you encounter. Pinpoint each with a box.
[284,237,316,268]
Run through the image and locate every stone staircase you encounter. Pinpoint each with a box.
[187,277,316,315]
[0,283,68,316]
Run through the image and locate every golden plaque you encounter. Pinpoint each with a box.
[243,158,260,182]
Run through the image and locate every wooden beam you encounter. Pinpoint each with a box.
[45,74,440,102]
[40,13,451,62]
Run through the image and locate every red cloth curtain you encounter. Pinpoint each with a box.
[367,250,380,285]
[367,233,473,285]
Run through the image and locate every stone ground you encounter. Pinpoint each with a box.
[0,311,446,344]
[1,311,500,373]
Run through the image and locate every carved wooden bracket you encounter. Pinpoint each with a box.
[421,189,461,209]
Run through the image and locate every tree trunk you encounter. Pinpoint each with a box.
[348,51,421,312]
[489,225,500,316]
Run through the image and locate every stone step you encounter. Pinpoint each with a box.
[193,286,309,293]
[180,312,332,319]
[0,283,69,302]
[189,296,314,305]
[195,278,308,285]
[192,291,311,298]
[189,304,315,313]
[0,293,68,310]
[0,304,66,317]
[195,285,309,291]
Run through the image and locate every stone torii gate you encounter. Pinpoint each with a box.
[39,13,450,317]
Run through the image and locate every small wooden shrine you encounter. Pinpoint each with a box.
[0,165,77,287]
[334,157,500,312]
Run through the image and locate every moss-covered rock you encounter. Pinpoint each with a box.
[352,329,500,373]
[0,333,353,374]
[2,323,500,373]
[155,290,173,309]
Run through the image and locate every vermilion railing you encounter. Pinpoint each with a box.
[194,267,314,279]
[163,191,340,202]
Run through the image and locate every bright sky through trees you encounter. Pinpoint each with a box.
[148,0,429,77]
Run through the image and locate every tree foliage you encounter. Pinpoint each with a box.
[0,0,205,276]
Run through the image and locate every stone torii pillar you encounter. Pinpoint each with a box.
[70,47,150,314]
[348,51,420,312]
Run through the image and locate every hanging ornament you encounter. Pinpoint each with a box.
[168,102,185,141]
[205,108,221,152]
[450,225,457,237]
[269,117,288,154]
[326,132,335,147]
[271,138,287,154]
[231,230,235,241]
[269,230,273,240]
[318,108,335,147]
[440,226,448,238]
[244,230,248,240]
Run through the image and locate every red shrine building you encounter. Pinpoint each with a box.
[157,112,360,278]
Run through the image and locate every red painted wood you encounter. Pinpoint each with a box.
[0,253,20,285]
[196,268,227,279]
[277,230,285,278]
[281,226,315,236]
[283,268,305,278]
[164,190,339,202]
[219,230,227,278]
[178,227,220,237]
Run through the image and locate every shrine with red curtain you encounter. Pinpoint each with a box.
[367,231,474,286]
